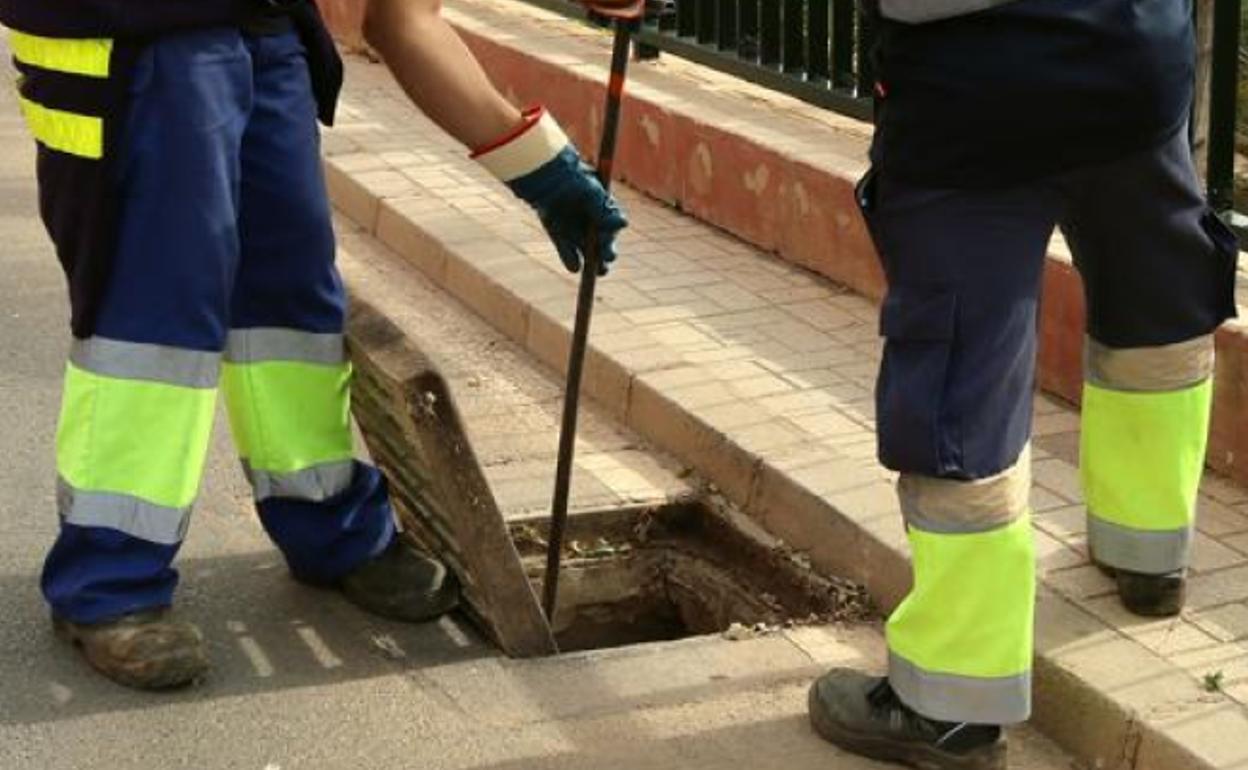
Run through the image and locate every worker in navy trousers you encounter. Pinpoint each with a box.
[2,0,626,689]
[809,2,1238,769]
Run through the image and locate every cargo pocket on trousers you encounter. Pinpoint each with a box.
[876,285,958,474]
[1199,209,1241,324]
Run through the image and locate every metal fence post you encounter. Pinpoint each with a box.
[1207,0,1242,214]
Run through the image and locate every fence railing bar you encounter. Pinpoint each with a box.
[717,0,738,51]
[696,0,716,45]
[807,0,831,83]
[759,0,782,68]
[1206,0,1242,215]
[739,0,760,61]
[782,0,804,73]
[831,0,855,88]
[677,0,696,37]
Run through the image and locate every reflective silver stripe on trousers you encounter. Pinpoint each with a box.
[70,337,221,389]
[243,460,356,502]
[57,478,191,546]
[1087,515,1192,574]
[898,445,1031,535]
[889,651,1032,725]
[1085,335,1215,393]
[880,0,1017,23]
[225,328,345,366]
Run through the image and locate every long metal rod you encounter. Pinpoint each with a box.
[543,18,636,623]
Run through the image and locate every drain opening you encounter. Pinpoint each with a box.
[511,500,875,653]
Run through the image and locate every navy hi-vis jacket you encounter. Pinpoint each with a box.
[868,0,1195,188]
[0,0,342,337]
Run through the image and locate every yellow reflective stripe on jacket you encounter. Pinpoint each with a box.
[57,363,217,510]
[886,514,1035,680]
[1081,379,1211,532]
[18,97,104,159]
[9,31,113,78]
[222,360,355,476]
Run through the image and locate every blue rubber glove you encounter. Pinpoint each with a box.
[473,109,628,275]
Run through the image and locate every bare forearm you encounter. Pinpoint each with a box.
[363,0,522,149]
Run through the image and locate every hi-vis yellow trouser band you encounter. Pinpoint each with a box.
[1082,336,1214,574]
[887,447,1035,724]
[10,31,112,160]
[57,338,219,544]
[1083,334,1208,574]
[57,330,359,545]
[222,329,355,503]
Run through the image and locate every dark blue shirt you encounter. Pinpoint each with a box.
[871,0,1195,188]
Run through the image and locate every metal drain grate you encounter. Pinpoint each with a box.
[347,295,557,658]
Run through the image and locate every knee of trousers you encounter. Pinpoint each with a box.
[876,285,1034,479]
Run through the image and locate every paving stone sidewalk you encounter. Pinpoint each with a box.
[323,49,1248,769]
[339,218,693,521]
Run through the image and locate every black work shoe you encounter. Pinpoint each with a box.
[340,538,460,623]
[808,669,1006,770]
[53,610,209,691]
[1095,561,1186,617]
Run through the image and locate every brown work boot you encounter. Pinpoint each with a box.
[340,538,460,623]
[1095,561,1186,617]
[53,610,209,690]
[809,669,1007,770]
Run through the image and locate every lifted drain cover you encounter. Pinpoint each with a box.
[347,295,558,657]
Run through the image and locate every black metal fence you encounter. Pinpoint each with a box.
[521,0,1245,230]
[638,0,875,121]
[521,0,877,120]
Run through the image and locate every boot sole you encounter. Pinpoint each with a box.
[53,618,209,691]
[807,683,1006,770]
[1119,588,1185,618]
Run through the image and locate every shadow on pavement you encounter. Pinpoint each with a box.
[0,549,494,727]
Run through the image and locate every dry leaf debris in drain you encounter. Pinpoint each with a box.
[568,537,632,559]
[632,507,658,544]
[722,622,781,641]
[420,390,438,416]
[512,524,548,551]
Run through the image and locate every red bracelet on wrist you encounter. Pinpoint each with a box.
[470,106,544,159]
